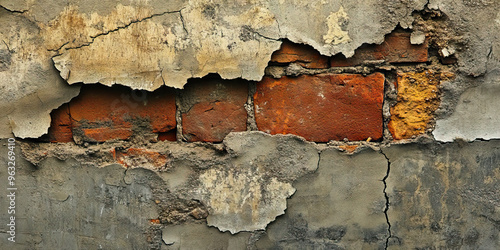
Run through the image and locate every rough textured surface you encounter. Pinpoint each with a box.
[384,141,500,249]
[2,0,428,92]
[255,148,389,249]
[254,73,385,142]
[388,71,453,140]
[3,0,500,248]
[196,132,319,233]
[434,70,500,141]
[0,140,160,249]
[19,131,319,235]
[428,0,500,141]
[69,84,176,143]
[270,41,329,69]
[161,224,251,249]
[6,137,500,249]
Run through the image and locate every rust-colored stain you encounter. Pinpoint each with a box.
[388,70,454,140]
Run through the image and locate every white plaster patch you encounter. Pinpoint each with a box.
[323,6,351,45]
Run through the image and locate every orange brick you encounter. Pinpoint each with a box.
[331,31,428,67]
[46,104,73,143]
[69,85,176,142]
[181,78,248,142]
[254,73,385,142]
[271,41,329,69]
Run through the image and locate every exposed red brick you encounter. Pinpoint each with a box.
[271,41,329,69]
[114,148,168,169]
[254,73,385,142]
[440,56,457,65]
[46,104,73,143]
[181,78,248,142]
[69,85,176,143]
[331,31,428,67]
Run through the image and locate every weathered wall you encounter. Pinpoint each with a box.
[1,0,499,249]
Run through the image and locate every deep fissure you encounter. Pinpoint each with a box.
[380,149,392,249]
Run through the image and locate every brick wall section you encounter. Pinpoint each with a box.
[254,73,385,142]
[46,30,435,144]
[331,31,428,66]
[179,77,248,142]
[270,40,329,69]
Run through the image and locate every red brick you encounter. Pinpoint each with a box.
[330,31,428,67]
[46,104,73,142]
[254,73,384,142]
[69,85,176,143]
[271,41,329,69]
[181,78,248,142]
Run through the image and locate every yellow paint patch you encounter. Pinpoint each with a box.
[389,70,455,140]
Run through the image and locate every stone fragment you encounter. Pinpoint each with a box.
[254,73,385,142]
[180,77,248,142]
[410,30,426,45]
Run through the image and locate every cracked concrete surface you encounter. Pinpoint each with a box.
[1,0,499,140]
[1,0,500,248]
[3,133,500,248]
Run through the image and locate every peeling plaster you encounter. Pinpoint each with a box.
[1,0,433,138]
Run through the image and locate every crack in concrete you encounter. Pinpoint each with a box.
[380,149,392,249]
[0,4,27,14]
[54,9,183,53]
[178,9,188,35]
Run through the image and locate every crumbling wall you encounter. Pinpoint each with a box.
[1,0,500,249]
